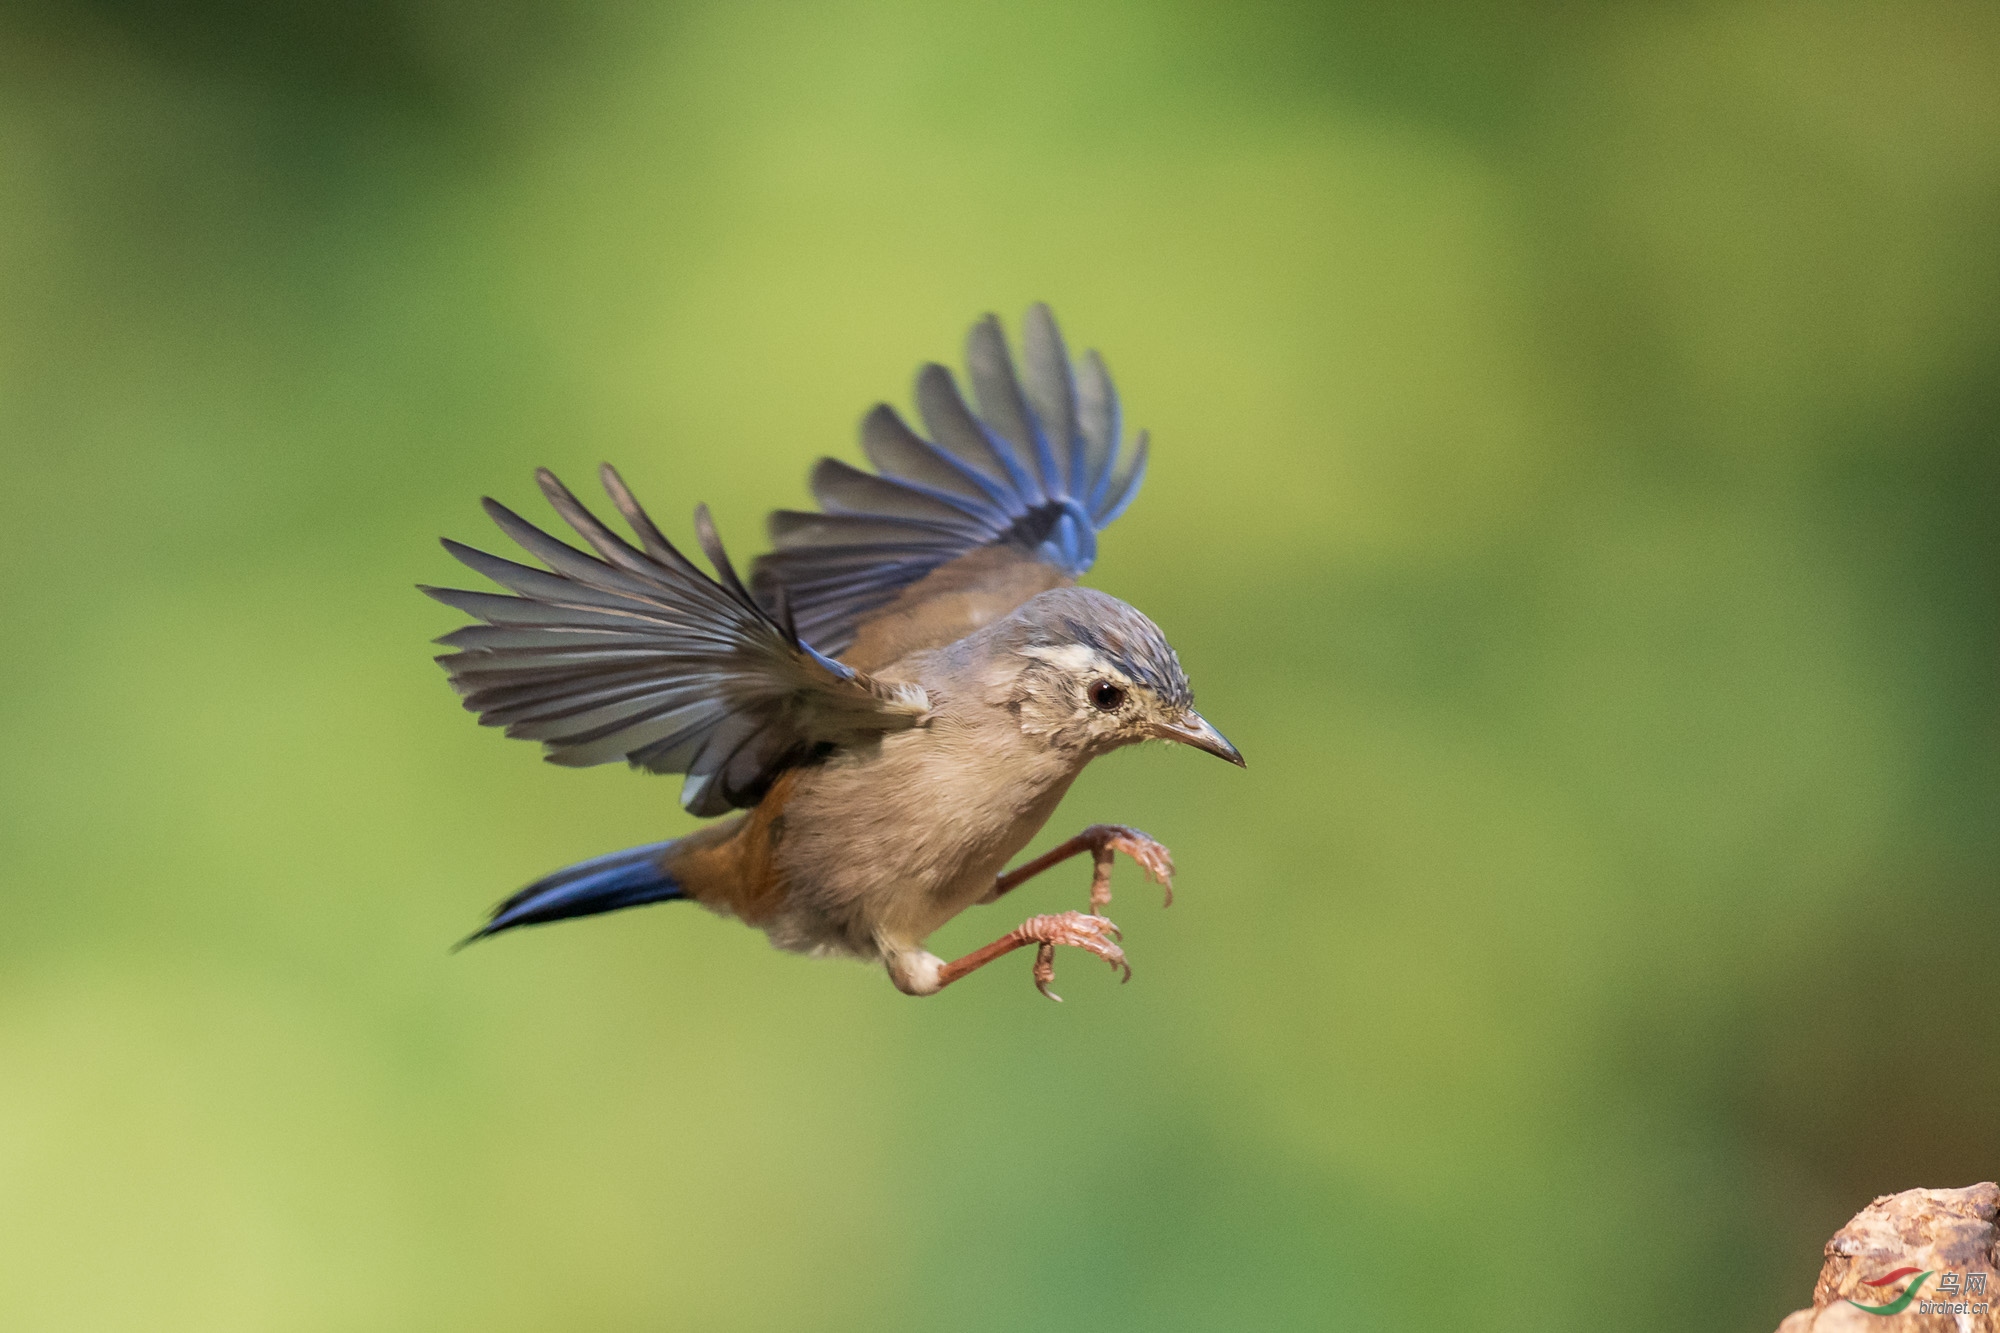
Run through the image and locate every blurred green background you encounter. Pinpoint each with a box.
[1,1,1995,1329]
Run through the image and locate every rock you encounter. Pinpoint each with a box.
[1775,1183,1999,1331]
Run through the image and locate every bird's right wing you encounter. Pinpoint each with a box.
[750,305,1149,670]
[424,467,928,818]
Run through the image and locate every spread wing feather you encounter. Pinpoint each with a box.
[425,466,927,817]
[751,304,1148,658]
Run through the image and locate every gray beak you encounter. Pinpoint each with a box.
[1151,709,1245,767]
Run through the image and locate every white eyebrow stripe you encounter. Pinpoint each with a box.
[1020,643,1119,678]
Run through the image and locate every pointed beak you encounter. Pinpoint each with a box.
[1150,709,1245,767]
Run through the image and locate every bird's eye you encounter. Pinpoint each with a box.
[1090,681,1126,711]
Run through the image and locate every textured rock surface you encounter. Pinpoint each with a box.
[1775,1184,1999,1332]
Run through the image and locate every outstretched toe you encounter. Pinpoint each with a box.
[1020,910,1130,1001]
[1109,830,1175,889]
[1082,823,1177,906]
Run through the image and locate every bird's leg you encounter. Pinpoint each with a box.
[883,827,1170,1001]
[929,911,1130,1002]
[981,823,1176,911]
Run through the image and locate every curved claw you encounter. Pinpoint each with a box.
[1033,942,1060,1002]
[1093,825,1177,907]
[1112,837,1175,888]
[1017,910,1128,1001]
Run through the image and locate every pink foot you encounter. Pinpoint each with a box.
[987,823,1178,911]
[1019,910,1130,1002]
[931,908,1130,1001]
[1077,824,1176,911]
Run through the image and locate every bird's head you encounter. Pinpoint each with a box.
[989,587,1244,768]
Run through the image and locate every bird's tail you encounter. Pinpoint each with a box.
[457,840,685,947]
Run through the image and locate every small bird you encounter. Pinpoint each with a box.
[425,306,1242,998]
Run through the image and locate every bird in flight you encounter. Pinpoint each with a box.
[424,306,1242,999]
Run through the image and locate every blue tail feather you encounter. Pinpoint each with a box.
[458,840,685,947]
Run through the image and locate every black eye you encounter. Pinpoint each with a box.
[1090,681,1126,711]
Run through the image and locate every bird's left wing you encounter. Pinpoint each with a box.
[750,304,1148,670]
[424,467,928,817]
